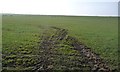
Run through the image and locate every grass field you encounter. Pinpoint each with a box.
[2,14,118,71]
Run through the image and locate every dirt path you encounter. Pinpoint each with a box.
[33,27,111,72]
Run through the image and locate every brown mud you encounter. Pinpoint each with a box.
[33,27,111,72]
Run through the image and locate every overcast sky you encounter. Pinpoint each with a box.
[1,0,119,16]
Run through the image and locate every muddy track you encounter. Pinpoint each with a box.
[33,27,111,72]
[33,27,69,71]
[66,36,111,72]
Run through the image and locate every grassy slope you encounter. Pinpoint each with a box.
[2,15,118,69]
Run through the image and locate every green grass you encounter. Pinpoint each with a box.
[2,14,118,70]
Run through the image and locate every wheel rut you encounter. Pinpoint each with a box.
[33,27,111,72]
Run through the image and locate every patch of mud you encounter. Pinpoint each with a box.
[33,26,111,72]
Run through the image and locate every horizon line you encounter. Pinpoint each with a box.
[1,13,119,17]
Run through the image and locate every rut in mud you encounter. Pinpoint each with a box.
[33,27,111,72]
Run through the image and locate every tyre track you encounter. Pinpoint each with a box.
[33,27,111,72]
[66,36,111,72]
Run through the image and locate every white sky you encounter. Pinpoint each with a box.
[0,0,119,16]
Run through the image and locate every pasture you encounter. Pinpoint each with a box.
[2,14,118,71]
